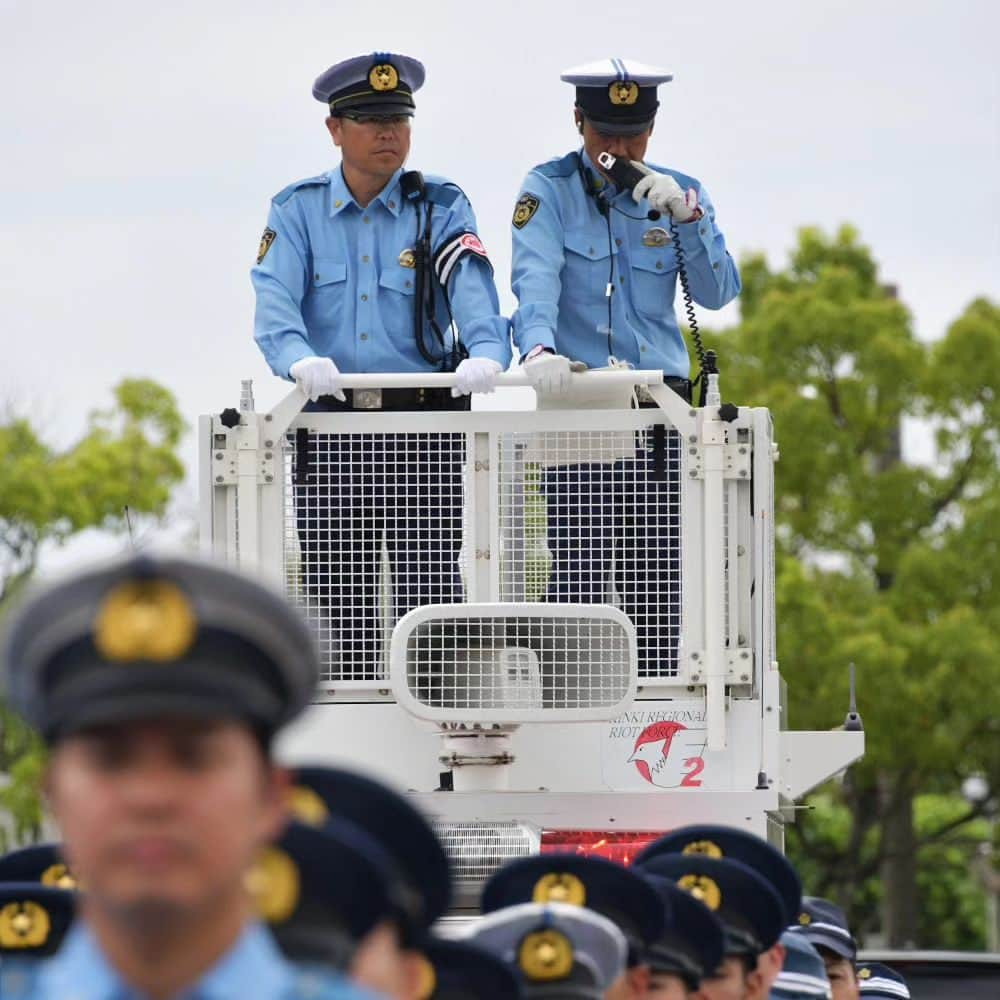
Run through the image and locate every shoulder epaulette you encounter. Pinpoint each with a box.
[272,174,331,206]
[535,152,579,179]
[424,180,463,209]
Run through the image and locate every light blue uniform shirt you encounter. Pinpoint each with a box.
[0,921,373,1000]
[252,165,511,379]
[511,150,740,377]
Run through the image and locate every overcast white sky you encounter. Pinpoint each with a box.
[2,0,998,567]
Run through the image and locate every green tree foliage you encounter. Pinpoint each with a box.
[714,225,1000,946]
[0,379,185,850]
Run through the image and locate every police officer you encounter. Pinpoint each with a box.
[636,825,803,999]
[0,554,370,999]
[252,52,511,677]
[640,874,725,998]
[637,854,785,1000]
[288,765,452,999]
[854,963,908,1000]
[468,901,628,999]
[482,853,664,999]
[510,58,740,678]
[770,933,831,1000]
[791,899,859,1000]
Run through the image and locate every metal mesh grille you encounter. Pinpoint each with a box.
[498,426,682,679]
[284,431,469,684]
[438,821,539,886]
[405,615,632,711]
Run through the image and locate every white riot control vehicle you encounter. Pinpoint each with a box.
[199,369,863,905]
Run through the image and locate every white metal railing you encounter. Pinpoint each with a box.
[199,371,772,750]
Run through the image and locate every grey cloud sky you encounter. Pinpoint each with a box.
[2,0,998,566]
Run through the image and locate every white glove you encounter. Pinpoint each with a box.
[523,350,573,395]
[452,357,503,397]
[630,162,699,222]
[289,356,346,402]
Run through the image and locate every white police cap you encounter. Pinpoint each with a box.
[560,58,673,88]
[560,58,672,135]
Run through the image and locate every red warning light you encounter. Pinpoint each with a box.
[540,830,661,867]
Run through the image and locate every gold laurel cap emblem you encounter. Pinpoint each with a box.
[40,863,77,891]
[858,967,872,980]
[532,872,586,907]
[94,579,197,663]
[518,928,574,981]
[398,248,417,269]
[677,874,722,912]
[608,81,639,106]
[0,901,51,949]
[415,954,437,1000]
[287,786,329,826]
[246,847,300,924]
[798,912,812,926]
[369,63,399,91]
[682,840,724,859]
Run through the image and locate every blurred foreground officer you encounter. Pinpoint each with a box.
[253,52,510,678]
[637,825,802,997]
[855,963,908,1000]
[468,901,627,999]
[482,853,664,999]
[290,765,452,998]
[641,875,725,998]
[510,59,739,678]
[0,554,369,999]
[792,899,858,1000]
[638,854,784,1000]
[769,933,830,1000]
[420,937,523,999]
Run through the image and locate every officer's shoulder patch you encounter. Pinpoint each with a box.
[256,228,277,264]
[272,174,331,206]
[535,152,579,179]
[512,194,540,229]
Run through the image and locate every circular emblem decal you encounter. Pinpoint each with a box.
[532,872,586,907]
[369,63,399,91]
[608,81,639,106]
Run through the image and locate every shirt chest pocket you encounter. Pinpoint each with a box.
[306,257,347,324]
[378,267,416,297]
[562,229,616,305]
[631,246,676,318]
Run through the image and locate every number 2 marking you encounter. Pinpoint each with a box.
[680,757,705,787]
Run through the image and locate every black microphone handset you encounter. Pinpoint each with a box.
[596,152,709,399]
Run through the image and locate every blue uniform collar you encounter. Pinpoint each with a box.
[329,165,405,218]
[37,919,294,1000]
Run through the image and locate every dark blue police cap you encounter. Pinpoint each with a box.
[2,554,319,744]
[422,937,523,1000]
[636,824,803,925]
[313,52,425,117]
[641,873,725,989]
[481,853,664,965]
[0,884,75,957]
[291,765,451,938]
[793,896,857,962]
[638,854,785,957]
[772,931,832,998]
[252,818,396,971]
[0,844,78,891]
[857,961,910,998]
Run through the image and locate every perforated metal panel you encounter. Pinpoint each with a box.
[283,430,469,684]
[498,425,683,679]
[437,820,539,888]
[391,604,637,723]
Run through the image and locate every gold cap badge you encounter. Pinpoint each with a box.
[798,912,812,926]
[0,901,51,949]
[858,967,872,980]
[415,954,437,1000]
[682,840,723,859]
[519,928,573,981]
[369,63,399,91]
[94,579,197,663]
[246,847,300,924]
[40,863,78,891]
[533,872,586,907]
[608,81,639,106]
[287,786,329,827]
[677,874,722,912]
